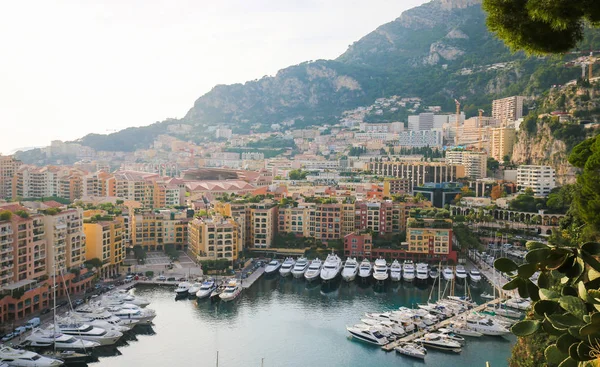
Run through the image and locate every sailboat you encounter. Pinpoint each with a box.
[37,256,92,363]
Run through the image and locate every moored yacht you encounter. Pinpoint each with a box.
[279,257,295,277]
[455,265,468,283]
[58,313,128,333]
[175,282,191,295]
[416,263,428,283]
[341,258,359,282]
[264,260,282,275]
[504,297,531,311]
[52,323,122,346]
[106,304,156,325]
[187,282,202,296]
[402,260,415,282]
[395,343,427,360]
[429,266,439,282]
[304,258,322,282]
[26,329,100,350]
[415,333,462,353]
[442,267,455,281]
[291,257,309,278]
[196,279,217,299]
[480,292,495,300]
[219,279,242,302]
[105,289,150,308]
[0,346,64,367]
[358,259,372,281]
[469,269,482,284]
[71,306,138,330]
[389,260,402,282]
[372,258,388,282]
[346,326,389,346]
[465,316,510,336]
[320,253,342,281]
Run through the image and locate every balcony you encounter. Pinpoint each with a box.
[0,246,13,253]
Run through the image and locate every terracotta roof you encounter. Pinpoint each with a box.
[42,201,64,208]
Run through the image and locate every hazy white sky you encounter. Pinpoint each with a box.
[0,0,426,154]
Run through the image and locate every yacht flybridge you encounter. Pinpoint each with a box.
[279,257,296,277]
[320,253,342,281]
[341,258,359,282]
[389,260,402,282]
[304,258,322,282]
[402,261,415,282]
[372,258,389,282]
[26,330,100,350]
[291,257,310,278]
[358,259,372,281]
[0,346,64,367]
[264,260,282,275]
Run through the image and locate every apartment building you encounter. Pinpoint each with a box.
[250,202,277,248]
[383,178,411,196]
[492,96,525,123]
[13,166,61,199]
[43,208,86,274]
[406,218,453,261]
[84,218,125,278]
[343,232,373,259]
[517,165,556,196]
[308,204,342,242]
[277,206,310,237]
[368,161,466,192]
[0,155,22,199]
[131,210,189,251]
[112,171,184,209]
[395,130,444,148]
[188,215,240,261]
[445,150,488,179]
[490,127,516,161]
[354,200,432,235]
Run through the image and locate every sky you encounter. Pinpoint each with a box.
[0,0,427,154]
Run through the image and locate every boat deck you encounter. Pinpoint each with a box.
[381,298,502,351]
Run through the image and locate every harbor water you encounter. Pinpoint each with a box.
[95,277,515,367]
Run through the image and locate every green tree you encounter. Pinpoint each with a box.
[487,157,500,172]
[569,135,600,235]
[288,169,308,180]
[482,0,600,54]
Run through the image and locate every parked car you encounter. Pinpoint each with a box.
[125,275,134,282]
[1,333,14,342]
[157,275,166,281]
[26,317,40,329]
[107,285,115,290]
[41,308,51,315]
[167,277,176,281]
[13,326,27,335]
[73,299,84,306]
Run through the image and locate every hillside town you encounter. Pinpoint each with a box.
[0,94,566,326]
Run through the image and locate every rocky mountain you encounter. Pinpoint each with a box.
[17,0,600,156]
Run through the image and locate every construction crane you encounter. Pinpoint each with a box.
[454,99,461,147]
[478,109,484,152]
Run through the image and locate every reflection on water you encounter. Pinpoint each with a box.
[90,276,514,367]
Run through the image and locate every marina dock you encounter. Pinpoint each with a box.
[241,266,265,289]
[381,298,502,351]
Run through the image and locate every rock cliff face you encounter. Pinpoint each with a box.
[512,124,578,185]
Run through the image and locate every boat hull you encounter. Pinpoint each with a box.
[291,270,306,279]
[342,271,357,282]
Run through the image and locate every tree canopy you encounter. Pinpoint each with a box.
[569,134,600,235]
[483,0,600,54]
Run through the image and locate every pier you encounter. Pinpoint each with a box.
[241,266,265,289]
[381,298,502,352]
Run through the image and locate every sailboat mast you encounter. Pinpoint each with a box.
[438,261,441,301]
[52,256,57,353]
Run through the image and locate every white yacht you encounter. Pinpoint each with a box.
[465,316,510,336]
[58,313,129,333]
[416,263,429,283]
[0,347,64,367]
[196,279,217,299]
[372,258,388,282]
[415,333,462,353]
[480,292,495,300]
[72,306,138,329]
[402,260,415,282]
[346,326,389,346]
[455,265,468,282]
[395,343,427,360]
[291,257,309,278]
[106,304,156,325]
[437,328,466,345]
[174,282,191,295]
[52,323,122,346]
[429,266,439,281]
[264,260,282,275]
[469,269,482,283]
[219,279,242,302]
[446,322,483,337]
[187,282,203,295]
[358,259,372,281]
[442,267,455,281]
[341,258,359,282]
[104,289,150,308]
[304,258,322,282]
[26,329,100,350]
[504,298,532,311]
[320,253,342,281]
[389,260,402,282]
[279,257,295,277]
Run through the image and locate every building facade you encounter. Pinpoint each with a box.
[188,215,240,261]
[517,165,556,196]
[490,127,516,161]
[445,150,488,179]
[368,161,466,192]
[84,218,125,278]
[492,96,525,123]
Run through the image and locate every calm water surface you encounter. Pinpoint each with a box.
[94,277,514,367]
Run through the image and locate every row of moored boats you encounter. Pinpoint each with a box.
[261,255,483,284]
[0,289,155,367]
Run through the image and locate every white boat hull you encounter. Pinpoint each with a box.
[342,270,358,282]
[291,270,306,279]
[390,272,401,282]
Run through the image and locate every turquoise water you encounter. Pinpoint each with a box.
[94,277,514,367]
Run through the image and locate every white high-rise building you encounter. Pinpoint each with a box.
[445,150,488,179]
[517,165,556,196]
[407,113,434,131]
